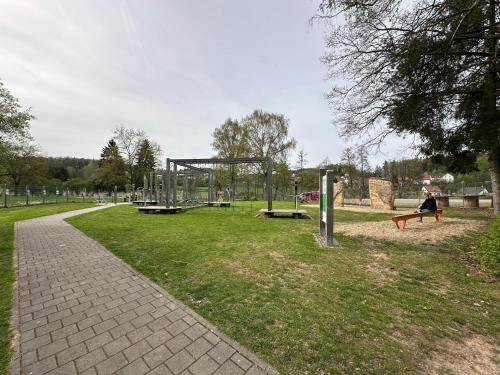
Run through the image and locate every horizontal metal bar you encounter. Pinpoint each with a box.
[170,157,271,165]
[173,162,212,173]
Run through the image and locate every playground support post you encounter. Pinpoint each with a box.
[183,175,188,202]
[161,173,166,205]
[154,173,159,204]
[209,171,214,202]
[149,172,153,206]
[266,159,272,212]
[173,163,178,207]
[166,158,171,207]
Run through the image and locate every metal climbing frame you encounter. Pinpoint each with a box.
[166,157,273,211]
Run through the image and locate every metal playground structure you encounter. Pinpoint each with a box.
[133,156,309,218]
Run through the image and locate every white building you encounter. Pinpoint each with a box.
[431,173,454,183]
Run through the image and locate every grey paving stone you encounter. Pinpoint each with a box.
[166,349,196,374]
[186,337,213,361]
[147,364,174,375]
[104,335,132,357]
[207,342,236,365]
[232,352,253,371]
[75,348,107,372]
[166,334,192,354]
[118,358,150,375]
[56,342,87,365]
[123,339,153,362]
[213,361,245,375]
[143,344,173,368]
[95,352,128,375]
[189,354,219,375]
[11,206,278,375]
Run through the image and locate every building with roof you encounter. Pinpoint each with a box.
[431,173,454,183]
[462,187,489,196]
[422,185,442,196]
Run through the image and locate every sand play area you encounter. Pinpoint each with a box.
[336,216,485,243]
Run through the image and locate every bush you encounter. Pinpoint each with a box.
[477,215,500,274]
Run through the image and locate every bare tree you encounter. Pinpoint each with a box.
[317,0,500,213]
[113,126,145,187]
[242,110,297,186]
[295,149,308,174]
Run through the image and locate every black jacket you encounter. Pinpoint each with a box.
[420,197,437,211]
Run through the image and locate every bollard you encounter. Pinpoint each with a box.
[42,186,46,204]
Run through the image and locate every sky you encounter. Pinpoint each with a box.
[0,0,412,168]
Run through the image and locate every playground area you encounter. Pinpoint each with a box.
[1,169,498,375]
[64,201,499,375]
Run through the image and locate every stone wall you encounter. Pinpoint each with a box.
[369,177,395,210]
[334,180,345,207]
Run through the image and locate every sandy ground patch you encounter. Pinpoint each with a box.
[303,204,414,214]
[422,334,499,375]
[336,217,485,243]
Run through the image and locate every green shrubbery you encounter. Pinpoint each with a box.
[477,215,500,274]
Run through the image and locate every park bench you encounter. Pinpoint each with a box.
[391,209,443,230]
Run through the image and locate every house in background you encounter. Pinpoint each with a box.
[421,175,433,185]
[462,187,489,196]
[422,185,442,196]
[431,173,454,183]
[420,172,454,185]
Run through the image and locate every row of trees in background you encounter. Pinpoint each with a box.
[96,127,162,191]
[210,109,492,198]
[0,78,162,193]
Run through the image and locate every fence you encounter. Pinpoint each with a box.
[0,185,128,208]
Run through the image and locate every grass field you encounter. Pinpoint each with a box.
[0,203,95,375]
[67,202,499,374]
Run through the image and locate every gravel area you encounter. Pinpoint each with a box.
[335,217,485,243]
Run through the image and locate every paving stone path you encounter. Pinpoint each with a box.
[11,206,278,375]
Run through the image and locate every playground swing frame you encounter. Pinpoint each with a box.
[166,157,273,211]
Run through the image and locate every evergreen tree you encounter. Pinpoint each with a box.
[135,139,157,185]
[96,139,126,191]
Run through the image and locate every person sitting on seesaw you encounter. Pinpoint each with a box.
[417,193,437,222]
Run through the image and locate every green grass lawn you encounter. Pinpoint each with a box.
[0,203,95,375]
[67,202,499,374]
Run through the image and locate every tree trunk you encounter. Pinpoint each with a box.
[488,154,500,215]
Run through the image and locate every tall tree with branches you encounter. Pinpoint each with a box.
[242,110,297,189]
[212,118,250,189]
[0,80,34,175]
[318,0,500,213]
[113,125,145,188]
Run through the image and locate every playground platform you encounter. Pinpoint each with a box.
[204,201,231,207]
[258,209,311,219]
[138,206,185,214]
[137,205,207,214]
[133,200,158,206]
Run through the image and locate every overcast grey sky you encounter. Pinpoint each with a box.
[0,0,410,167]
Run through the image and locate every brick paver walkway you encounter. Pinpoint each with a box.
[11,206,278,375]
